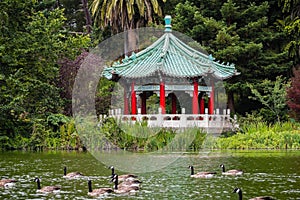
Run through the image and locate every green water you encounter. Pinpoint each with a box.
[0,150,299,199]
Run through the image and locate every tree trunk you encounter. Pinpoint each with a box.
[227,90,235,114]
[124,21,138,56]
[145,0,153,24]
[81,0,92,34]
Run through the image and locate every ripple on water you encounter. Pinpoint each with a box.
[0,151,300,199]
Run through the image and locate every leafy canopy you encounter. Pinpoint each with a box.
[247,76,290,123]
[0,0,90,138]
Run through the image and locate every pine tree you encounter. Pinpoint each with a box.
[172,0,292,115]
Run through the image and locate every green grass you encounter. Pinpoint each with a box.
[2,117,299,151]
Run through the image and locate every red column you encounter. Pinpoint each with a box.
[171,93,176,114]
[209,80,214,114]
[200,97,205,114]
[160,82,166,114]
[192,79,199,114]
[131,82,137,115]
[124,87,129,114]
[141,92,146,114]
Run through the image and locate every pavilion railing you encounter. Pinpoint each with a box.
[102,108,238,132]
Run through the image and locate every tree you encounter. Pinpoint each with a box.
[171,0,292,115]
[278,0,300,64]
[287,66,300,121]
[90,0,166,33]
[57,0,93,34]
[0,0,90,144]
[247,76,289,123]
[58,51,90,116]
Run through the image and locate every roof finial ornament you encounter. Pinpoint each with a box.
[164,15,172,32]
[208,54,215,61]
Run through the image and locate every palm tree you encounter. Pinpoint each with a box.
[90,0,166,56]
[90,0,166,33]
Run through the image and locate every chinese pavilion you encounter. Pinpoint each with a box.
[102,16,239,132]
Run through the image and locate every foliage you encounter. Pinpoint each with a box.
[146,94,160,114]
[1,0,300,150]
[58,0,90,33]
[78,118,300,151]
[58,51,90,115]
[216,121,300,149]
[171,0,292,115]
[95,78,116,115]
[0,0,89,150]
[94,118,207,151]
[278,0,300,63]
[247,76,290,123]
[91,0,167,32]
[287,66,300,121]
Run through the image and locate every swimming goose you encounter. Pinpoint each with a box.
[35,177,60,193]
[188,165,216,178]
[112,174,140,194]
[109,166,137,181]
[87,179,113,197]
[63,166,84,178]
[233,188,275,200]
[220,164,243,175]
[0,179,17,187]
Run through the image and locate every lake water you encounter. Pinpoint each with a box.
[0,150,299,199]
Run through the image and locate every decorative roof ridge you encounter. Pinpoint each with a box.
[133,34,166,58]
[170,34,208,60]
[157,33,171,71]
[168,34,211,68]
[170,33,237,70]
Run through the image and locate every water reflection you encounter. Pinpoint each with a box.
[0,150,299,199]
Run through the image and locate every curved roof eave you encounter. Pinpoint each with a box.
[102,16,239,80]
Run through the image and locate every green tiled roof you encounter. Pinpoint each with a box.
[103,16,239,80]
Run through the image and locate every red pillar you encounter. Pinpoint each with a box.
[141,92,146,114]
[160,82,166,114]
[200,97,205,114]
[131,82,137,115]
[192,79,199,114]
[209,80,214,114]
[124,87,129,114]
[171,93,177,114]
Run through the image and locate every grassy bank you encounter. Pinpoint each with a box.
[0,117,84,151]
[86,118,300,151]
[1,117,299,151]
[214,122,300,149]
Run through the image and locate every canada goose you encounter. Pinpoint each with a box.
[188,165,216,178]
[110,174,141,187]
[109,166,137,181]
[34,177,60,193]
[112,174,140,194]
[233,188,275,200]
[0,179,17,187]
[63,166,83,178]
[220,164,243,175]
[120,178,142,186]
[87,179,113,197]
